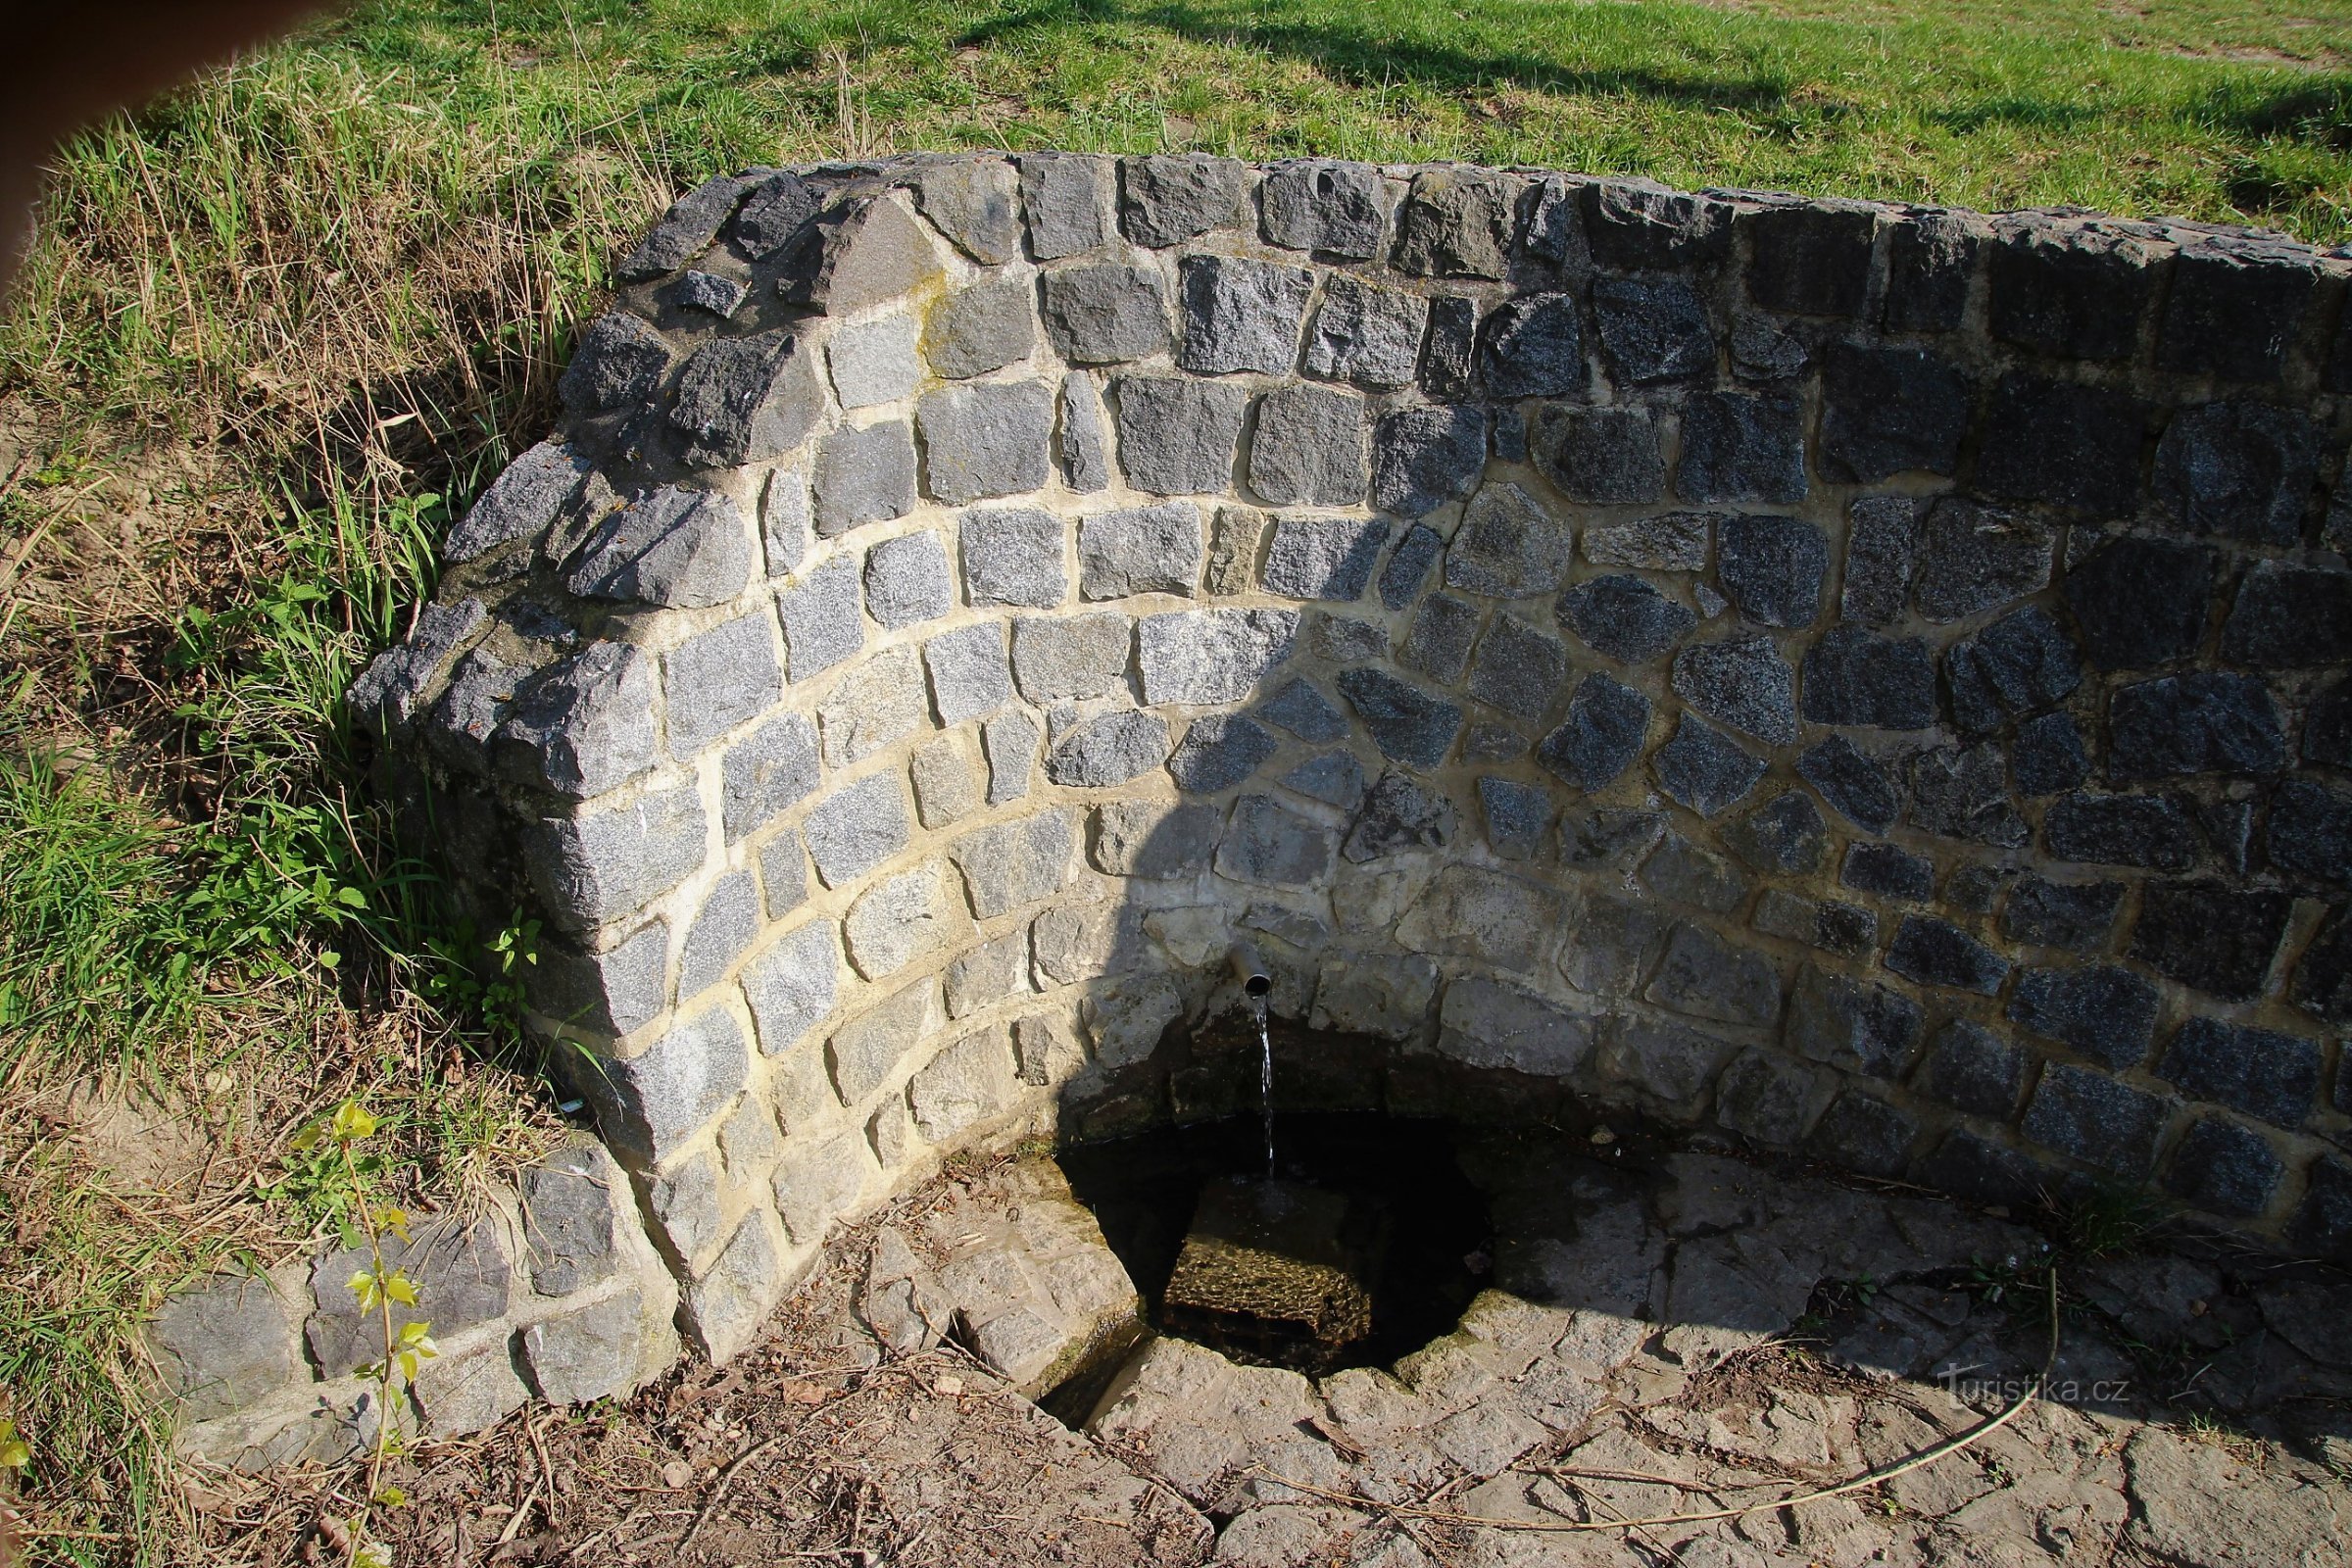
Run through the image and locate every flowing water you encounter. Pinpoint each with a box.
[1255,999,1274,1174]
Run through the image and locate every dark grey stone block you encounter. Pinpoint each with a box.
[1907,743,2027,849]
[449,442,593,564]
[675,269,746,318]
[1640,830,1751,914]
[1797,736,1901,833]
[1975,373,2144,517]
[1336,667,1463,768]
[2152,400,2320,546]
[1302,274,1426,389]
[1278,752,1367,812]
[1561,807,1666,872]
[1819,344,1970,482]
[1886,915,2009,994]
[566,485,753,611]
[1166,712,1279,794]
[1477,777,1552,861]
[2007,964,2160,1070]
[1672,636,1798,745]
[1725,791,1826,875]
[1842,842,1934,902]
[1446,481,1575,599]
[2309,678,2352,768]
[1730,316,1807,381]
[1113,375,1248,496]
[1421,295,1479,398]
[1045,710,1171,787]
[2061,535,2216,671]
[1018,153,1110,260]
[1582,178,1731,270]
[1399,593,1481,684]
[2270,777,2352,887]
[2156,241,2317,383]
[1535,674,1650,790]
[1534,406,1664,505]
[730,170,822,260]
[2157,1015,2321,1128]
[1556,573,1695,663]
[1676,391,1807,505]
[619,173,753,280]
[1592,275,1713,384]
[1119,154,1246,246]
[2011,712,2088,798]
[2293,1155,2352,1264]
[2108,672,2285,782]
[1839,496,1919,628]
[1717,514,1828,628]
[916,380,1054,504]
[1343,770,1458,860]
[2164,1118,2283,1217]
[1651,714,1764,817]
[1921,1019,2028,1120]
[1797,628,1936,731]
[1393,169,1514,278]
[1808,1090,1917,1179]
[1041,263,1170,364]
[1467,615,1568,722]
[1258,158,1388,258]
[1946,608,2081,736]
[2001,875,2121,954]
[1743,200,1876,317]
[560,312,670,415]
[813,419,917,535]
[1249,385,1369,508]
[1650,920,1783,1027]
[668,330,824,468]
[1787,963,1924,1078]
[2022,1063,2169,1181]
[1480,293,1585,398]
[1371,405,1487,518]
[1914,497,2054,622]
[1255,677,1347,742]
[1916,1131,2051,1209]
[2130,880,2290,1001]
[2043,793,2200,870]
[1987,221,2164,362]
[1177,253,1313,374]
[2220,561,2352,668]
[1883,209,1984,334]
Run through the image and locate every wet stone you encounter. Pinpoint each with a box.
[1907,743,2027,849]
[1885,915,2009,995]
[2043,792,2201,871]
[1946,608,2081,735]
[1672,636,1797,746]
[1166,713,1279,795]
[1975,373,2144,516]
[1479,293,1585,399]
[1820,344,1971,486]
[1721,789,1825,879]
[2165,1118,2282,1216]
[1842,842,1934,902]
[1921,1020,2028,1120]
[1259,158,1389,259]
[1591,275,1715,384]
[1177,254,1313,375]
[1040,264,1170,365]
[1534,406,1665,506]
[2002,875,2122,954]
[2130,880,2290,1001]
[2220,561,2352,669]
[1343,771,1458,861]
[2007,964,2161,1070]
[1555,574,1695,664]
[2152,400,2320,546]
[1393,169,1514,278]
[1302,275,1426,389]
[2023,1063,2170,1181]
[1120,154,1247,247]
[1446,482,1574,599]
[1676,391,1807,505]
[1801,628,1936,731]
[1535,674,1650,791]
[2107,672,2284,781]
[1913,498,2053,622]
[1838,496,1918,629]
[1466,616,1567,722]
[1115,375,1249,497]
[1651,714,1764,818]
[1716,513,1828,628]
[2157,1016,2321,1128]
[1337,668,1463,769]
[1798,735,1900,832]
[1372,406,1487,518]
[2270,778,2352,887]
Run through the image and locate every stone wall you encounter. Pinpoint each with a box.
[332,151,2352,1385]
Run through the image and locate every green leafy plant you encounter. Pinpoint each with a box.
[293,1099,435,1568]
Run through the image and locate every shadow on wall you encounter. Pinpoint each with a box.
[344,147,2352,1377]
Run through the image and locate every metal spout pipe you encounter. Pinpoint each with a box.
[1230,942,1272,1000]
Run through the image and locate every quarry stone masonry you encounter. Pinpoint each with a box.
[169,151,2352,1454]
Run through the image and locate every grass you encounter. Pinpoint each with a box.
[0,1,2343,1562]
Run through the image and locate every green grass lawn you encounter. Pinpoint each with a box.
[0,1,2344,1562]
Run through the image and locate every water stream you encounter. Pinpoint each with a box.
[1254,997,1274,1175]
